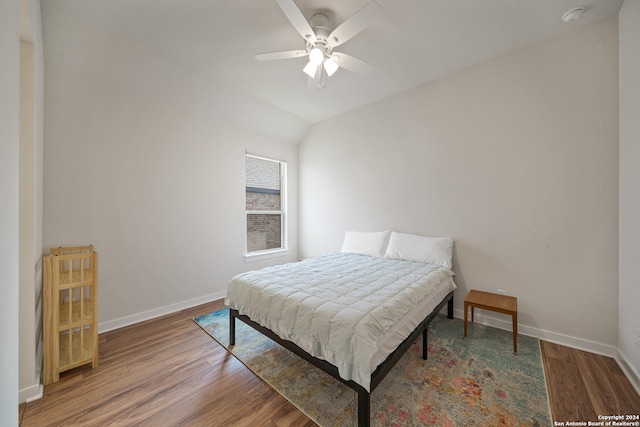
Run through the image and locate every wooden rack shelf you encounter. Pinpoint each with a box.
[43,245,98,385]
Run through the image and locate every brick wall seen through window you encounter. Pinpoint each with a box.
[245,155,286,253]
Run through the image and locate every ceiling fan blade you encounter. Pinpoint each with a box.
[327,1,380,48]
[275,0,316,43]
[255,50,308,61]
[330,52,374,74]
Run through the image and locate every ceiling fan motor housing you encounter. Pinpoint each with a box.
[308,13,333,55]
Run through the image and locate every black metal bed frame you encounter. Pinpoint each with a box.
[229,291,454,427]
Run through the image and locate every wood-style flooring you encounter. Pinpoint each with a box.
[541,340,640,422]
[20,300,640,426]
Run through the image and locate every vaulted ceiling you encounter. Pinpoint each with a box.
[41,0,623,142]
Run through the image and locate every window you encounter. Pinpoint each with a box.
[245,154,287,256]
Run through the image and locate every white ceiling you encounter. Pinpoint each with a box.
[41,0,623,142]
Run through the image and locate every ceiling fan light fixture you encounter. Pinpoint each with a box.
[303,61,318,78]
[308,47,324,65]
[324,58,339,76]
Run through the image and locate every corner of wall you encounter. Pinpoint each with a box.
[618,0,640,391]
[617,348,640,396]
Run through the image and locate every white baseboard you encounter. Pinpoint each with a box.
[98,291,226,333]
[19,383,43,404]
[26,297,639,402]
[438,306,640,395]
[20,292,225,404]
[616,349,640,396]
[450,308,618,358]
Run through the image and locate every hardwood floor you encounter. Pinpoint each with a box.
[541,340,640,422]
[20,300,316,427]
[20,300,640,426]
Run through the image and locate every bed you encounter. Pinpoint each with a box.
[225,231,457,427]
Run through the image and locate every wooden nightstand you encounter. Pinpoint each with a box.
[464,289,518,353]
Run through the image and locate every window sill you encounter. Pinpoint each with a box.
[244,248,290,263]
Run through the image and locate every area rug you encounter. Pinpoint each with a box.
[194,309,551,427]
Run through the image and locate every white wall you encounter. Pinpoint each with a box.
[42,29,298,331]
[299,18,619,354]
[618,0,640,391]
[0,0,21,423]
[19,39,37,402]
[18,0,44,404]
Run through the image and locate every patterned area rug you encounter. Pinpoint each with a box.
[194,309,551,427]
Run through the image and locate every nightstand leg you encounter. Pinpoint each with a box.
[513,312,517,353]
[464,302,468,337]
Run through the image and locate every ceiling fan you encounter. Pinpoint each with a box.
[255,0,381,89]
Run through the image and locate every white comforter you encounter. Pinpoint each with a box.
[224,252,455,391]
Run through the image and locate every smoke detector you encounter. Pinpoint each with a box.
[562,7,585,23]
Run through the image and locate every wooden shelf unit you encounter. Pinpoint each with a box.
[43,245,98,385]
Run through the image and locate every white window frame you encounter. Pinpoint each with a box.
[244,153,289,262]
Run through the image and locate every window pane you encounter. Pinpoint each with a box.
[246,190,281,212]
[245,154,286,255]
[247,214,282,252]
[246,156,281,211]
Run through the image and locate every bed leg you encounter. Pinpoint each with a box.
[229,310,236,346]
[422,328,428,360]
[357,390,370,427]
[447,295,454,319]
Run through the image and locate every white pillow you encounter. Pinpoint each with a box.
[384,232,454,268]
[341,230,391,258]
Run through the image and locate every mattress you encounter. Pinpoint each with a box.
[225,252,456,391]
